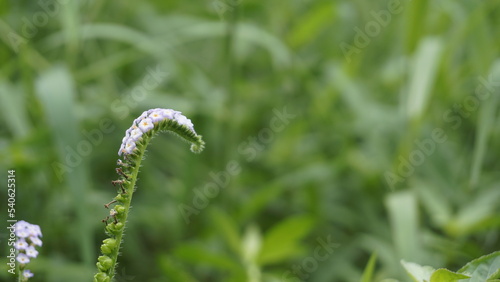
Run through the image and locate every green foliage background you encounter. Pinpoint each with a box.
[1,0,500,281]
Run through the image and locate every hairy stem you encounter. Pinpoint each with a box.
[107,138,147,279]
[94,109,204,282]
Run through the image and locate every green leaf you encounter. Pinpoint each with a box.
[157,256,197,282]
[386,191,422,262]
[406,37,442,120]
[241,224,262,262]
[446,189,500,236]
[257,214,315,265]
[430,268,470,282]
[173,243,241,271]
[35,64,94,266]
[489,267,500,280]
[458,251,500,281]
[360,253,377,282]
[286,2,336,48]
[0,81,31,138]
[401,260,434,282]
[210,208,242,256]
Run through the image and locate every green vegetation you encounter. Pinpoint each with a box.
[1,0,499,281]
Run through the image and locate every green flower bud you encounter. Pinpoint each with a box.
[115,222,124,230]
[114,205,125,214]
[115,194,126,202]
[96,262,106,272]
[103,238,116,246]
[94,272,110,282]
[100,244,112,255]
[98,255,113,269]
[100,238,117,254]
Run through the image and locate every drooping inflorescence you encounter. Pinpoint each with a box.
[14,220,42,281]
[95,108,204,282]
[117,108,203,157]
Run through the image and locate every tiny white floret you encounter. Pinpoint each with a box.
[15,239,28,250]
[129,128,143,141]
[138,118,154,133]
[17,253,30,264]
[30,236,43,247]
[148,110,164,123]
[25,246,39,258]
[23,270,34,278]
[123,140,137,155]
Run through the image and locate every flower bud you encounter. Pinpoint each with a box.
[94,273,110,282]
[114,205,125,214]
[98,255,113,270]
[100,244,112,255]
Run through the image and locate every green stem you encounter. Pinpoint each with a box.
[107,139,148,279]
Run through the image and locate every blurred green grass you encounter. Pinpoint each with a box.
[1,0,500,281]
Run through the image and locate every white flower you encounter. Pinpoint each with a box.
[160,109,177,119]
[147,108,160,115]
[15,224,30,238]
[118,108,201,156]
[30,236,43,247]
[28,224,42,237]
[138,118,154,133]
[133,110,149,126]
[123,139,137,155]
[23,270,34,278]
[148,110,164,123]
[118,143,125,156]
[129,128,143,141]
[25,246,39,258]
[175,114,194,130]
[15,239,28,250]
[17,253,30,264]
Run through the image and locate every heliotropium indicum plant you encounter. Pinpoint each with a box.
[13,220,42,281]
[94,108,205,282]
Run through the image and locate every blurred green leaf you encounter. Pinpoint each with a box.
[0,81,31,138]
[446,188,500,236]
[430,269,470,282]
[257,214,315,265]
[386,191,421,262]
[173,243,241,271]
[210,208,242,256]
[361,253,377,282]
[469,59,500,188]
[157,255,198,282]
[458,251,500,281]
[286,2,336,49]
[406,37,442,121]
[35,64,94,267]
[401,260,434,282]
[242,224,262,262]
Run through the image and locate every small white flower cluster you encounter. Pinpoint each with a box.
[14,220,42,280]
[118,108,196,156]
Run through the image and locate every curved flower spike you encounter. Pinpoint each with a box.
[95,108,204,282]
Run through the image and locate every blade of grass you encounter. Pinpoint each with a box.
[35,64,94,269]
[469,60,500,189]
